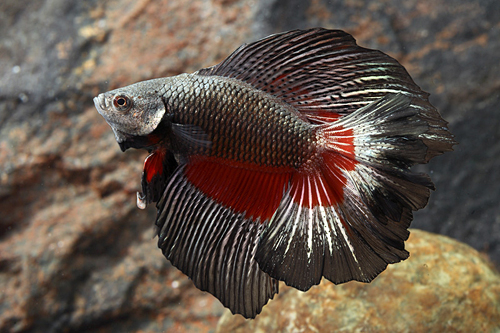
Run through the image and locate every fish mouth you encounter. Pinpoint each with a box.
[93,94,106,115]
[93,94,129,149]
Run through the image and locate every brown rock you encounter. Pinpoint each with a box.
[1,0,500,331]
[216,229,500,332]
[0,0,252,331]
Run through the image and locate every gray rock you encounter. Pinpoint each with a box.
[216,229,500,332]
[1,0,499,331]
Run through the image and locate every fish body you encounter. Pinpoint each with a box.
[98,74,314,167]
[94,28,455,318]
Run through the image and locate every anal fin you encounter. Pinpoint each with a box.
[155,166,279,318]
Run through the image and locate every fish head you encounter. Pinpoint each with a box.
[94,79,168,150]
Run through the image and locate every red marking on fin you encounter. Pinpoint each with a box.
[289,167,344,208]
[288,161,355,239]
[290,124,357,208]
[323,126,357,161]
[144,149,166,183]
[185,157,292,221]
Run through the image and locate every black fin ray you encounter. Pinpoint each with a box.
[324,93,437,222]
[196,28,427,115]
[254,170,414,290]
[255,194,326,290]
[155,166,279,318]
[254,178,407,290]
[330,93,431,167]
[337,172,414,259]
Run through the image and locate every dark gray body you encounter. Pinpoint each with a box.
[166,74,316,168]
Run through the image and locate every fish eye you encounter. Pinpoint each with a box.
[113,95,132,112]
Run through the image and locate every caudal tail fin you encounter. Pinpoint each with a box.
[255,93,455,290]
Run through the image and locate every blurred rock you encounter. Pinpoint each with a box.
[216,229,500,332]
[1,0,499,332]
[0,0,253,331]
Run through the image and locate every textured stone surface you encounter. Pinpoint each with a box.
[0,0,253,331]
[216,229,500,332]
[1,0,499,332]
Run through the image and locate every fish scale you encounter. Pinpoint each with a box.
[166,74,315,169]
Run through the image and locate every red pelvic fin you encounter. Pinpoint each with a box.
[184,157,293,221]
[139,148,178,208]
[144,149,166,183]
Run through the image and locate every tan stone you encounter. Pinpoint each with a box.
[217,229,500,332]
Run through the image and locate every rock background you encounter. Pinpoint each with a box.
[216,230,500,332]
[0,0,499,332]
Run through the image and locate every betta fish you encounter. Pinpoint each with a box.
[94,28,455,318]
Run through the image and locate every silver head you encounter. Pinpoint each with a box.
[93,79,168,144]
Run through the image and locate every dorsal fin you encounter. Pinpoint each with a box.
[196,28,427,119]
